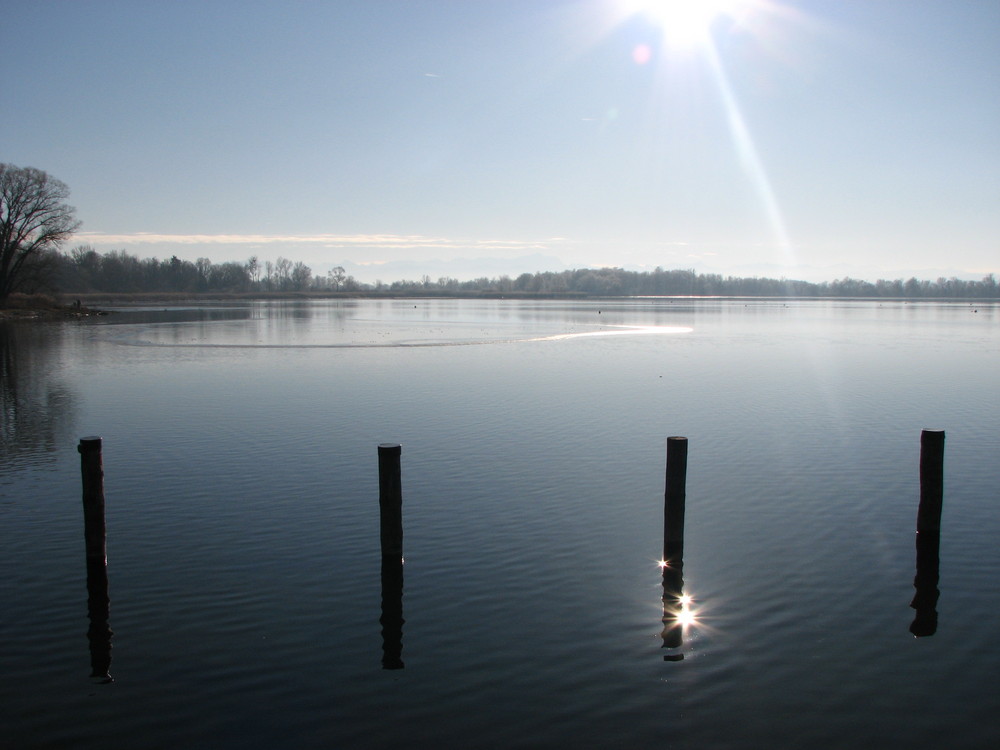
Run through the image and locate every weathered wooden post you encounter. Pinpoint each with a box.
[911,429,945,637]
[661,436,688,657]
[78,436,113,682]
[79,437,106,566]
[663,436,687,565]
[378,443,403,561]
[917,429,945,535]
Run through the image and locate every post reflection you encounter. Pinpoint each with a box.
[86,556,113,682]
[79,436,113,682]
[380,556,404,669]
[660,560,686,658]
[910,429,944,637]
[909,531,940,637]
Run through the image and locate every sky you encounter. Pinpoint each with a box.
[2,0,998,284]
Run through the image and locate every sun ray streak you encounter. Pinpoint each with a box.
[703,38,796,266]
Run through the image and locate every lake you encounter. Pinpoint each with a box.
[2,298,998,749]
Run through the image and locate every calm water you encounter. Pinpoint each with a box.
[2,298,998,749]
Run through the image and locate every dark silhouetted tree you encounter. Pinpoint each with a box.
[0,165,80,306]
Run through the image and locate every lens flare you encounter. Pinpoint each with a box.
[632,43,653,65]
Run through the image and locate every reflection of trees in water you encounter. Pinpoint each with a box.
[100,303,358,346]
[258,300,355,340]
[0,323,76,470]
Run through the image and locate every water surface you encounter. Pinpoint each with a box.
[2,299,998,748]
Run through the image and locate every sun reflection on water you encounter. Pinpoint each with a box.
[659,559,703,656]
[536,324,693,342]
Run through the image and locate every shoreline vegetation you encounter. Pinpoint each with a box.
[0,293,107,320]
[2,248,997,318]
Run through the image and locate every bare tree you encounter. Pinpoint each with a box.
[327,265,346,290]
[274,256,293,290]
[0,165,80,306]
[263,260,274,291]
[246,255,260,287]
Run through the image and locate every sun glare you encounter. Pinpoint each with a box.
[630,0,743,47]
[675,607,697,627]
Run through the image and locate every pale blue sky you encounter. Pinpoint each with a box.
[2,0,997,282]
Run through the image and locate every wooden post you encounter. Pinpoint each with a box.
[78,436,113,682]
[917,429,945,535]
[79,437,107,567]
[663,436,687,564]
[378,443,403,561]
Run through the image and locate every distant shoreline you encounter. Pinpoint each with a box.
[2,290,994,320]
[72,291,999,302]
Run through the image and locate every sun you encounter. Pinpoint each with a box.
[629,0,744,48]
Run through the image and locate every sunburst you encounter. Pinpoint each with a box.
[625,0,747,48]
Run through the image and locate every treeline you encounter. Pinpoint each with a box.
[41,247,1000,298]
[399,267,999,297]
[47,247,362,294]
